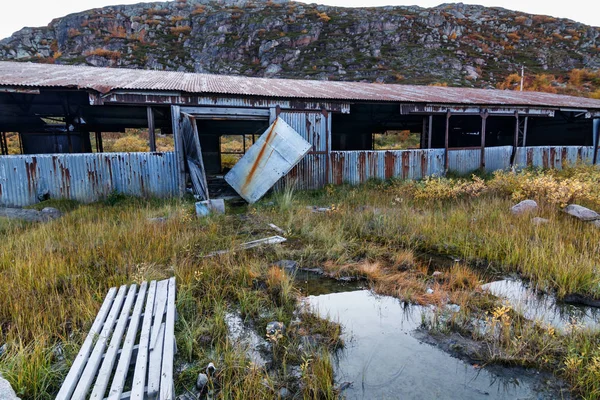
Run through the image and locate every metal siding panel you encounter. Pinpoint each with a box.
[0,152,178,207]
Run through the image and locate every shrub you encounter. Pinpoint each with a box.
[170,26,192,35]
[86,48,121,60]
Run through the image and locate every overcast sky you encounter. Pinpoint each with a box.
[0,0,598,39]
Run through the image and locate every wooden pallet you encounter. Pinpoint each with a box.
[56,277,176,400]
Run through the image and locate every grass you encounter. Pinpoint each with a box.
[1,164,600,398]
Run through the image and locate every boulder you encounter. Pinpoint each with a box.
[563,204,600,221]
[0,374,19,400]
[510,200,538,215]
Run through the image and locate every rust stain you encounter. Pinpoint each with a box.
[421,151,428,177]
[402,151,410,179]
[527,148,533,166]
[242,119,279,193]
[384,151,395,180]
[550,147,557,169]
[358,152,366,183]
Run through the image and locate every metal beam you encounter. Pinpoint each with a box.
[95,132,104,153]
[147,106,156,152]
[510,111,519,168]
[400,104,555,117]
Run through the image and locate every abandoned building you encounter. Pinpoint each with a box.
[0,61,599,206]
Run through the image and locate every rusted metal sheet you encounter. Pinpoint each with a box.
[0,152,178,207]
[97,93,351,113]
[224,117,311,203]
[329,150,445,185]
[2,62,600,110]
[513,146,594,169]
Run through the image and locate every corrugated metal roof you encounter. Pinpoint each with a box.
[1,61,600,109]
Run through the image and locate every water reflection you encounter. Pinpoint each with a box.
[483,279,600,331]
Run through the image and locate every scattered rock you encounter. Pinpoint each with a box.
[0,207,61,222]
[426,288,434,294]
[196,373,209,391]
[432,271,443,278]
[532,217,550,225]
[147,217,168,223]
[0,373,19,400]
[266,321,285,337]
[306,206,332,213]
[563,204,600,222]
[272,260,298,272]
[224,312,270,367]
[41,207,61,217]
[277,387,291,399]
[445,304,461,313]
[510,200,538,215]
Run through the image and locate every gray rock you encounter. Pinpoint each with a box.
[0,374,19,400]
[426,288,434,294]
[432,271,443,278]
[41,207,61,216]
[446,304,461,313]
[563,204,600,221]
[277,387,291,399]
[196,373,209,391]
[147,217,168,223]
[266,321,285,337]
[0,207,57,222]
[532,217,550,225]
[510,200,538,215]
[591,220,600,229]
[0,344,6,358]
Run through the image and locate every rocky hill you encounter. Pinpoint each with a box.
[1,0,599,89]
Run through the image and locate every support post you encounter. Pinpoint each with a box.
[510,111,519,168]
[593,118,600,165]
[480,110,488,170]
[421,117,427,149]
[427,115,433,149]
[147,106,156,152]
[171,105,186,197]
[444,110,451,171]
[0,132,7,155]
[522,116,529,148]
[95,132,103,153]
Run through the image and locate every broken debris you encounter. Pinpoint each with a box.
[204,236,287,257]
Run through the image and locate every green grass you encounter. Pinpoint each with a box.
[2,165,600,398]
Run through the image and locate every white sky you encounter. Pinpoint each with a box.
[0,0,598,40]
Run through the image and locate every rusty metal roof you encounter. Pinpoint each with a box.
[1,61,600,110]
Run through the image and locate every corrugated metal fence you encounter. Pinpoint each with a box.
[0,152,179,207]
[328,146,595,185]
[0,146,596,207]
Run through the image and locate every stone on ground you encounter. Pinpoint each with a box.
[510,200,538,215]
[532,217,550,225]
[0,207,61,222]
[563,204,600,221]
[0,374,19,400]
[196,373,209,391]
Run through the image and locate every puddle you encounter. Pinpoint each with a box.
[294,270,365,297]
[482,279,600,331]
[307,290,566,400]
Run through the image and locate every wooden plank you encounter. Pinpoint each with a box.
[147,322,165,398]
[91,285,138,400]
[130,281,157,400]
[427,115,433,149]
[444,110,451,171]
[150,280,168,350]
[107,282,148,400]
[71,285,128,400]
[56,287,118,400]
[480,111,488,169]
[160,278,176,400]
